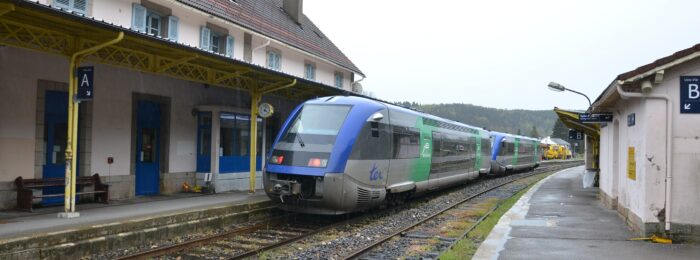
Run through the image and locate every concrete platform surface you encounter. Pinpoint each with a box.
[474,166,700,260]
[0,191,269,240]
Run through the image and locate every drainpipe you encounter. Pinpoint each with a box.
[615,81,673,233]
[252,39,271,53]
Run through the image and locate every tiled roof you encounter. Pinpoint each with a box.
[176,0,364,76]
[616,43,700,81]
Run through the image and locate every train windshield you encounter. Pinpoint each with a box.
[269,104,351,167]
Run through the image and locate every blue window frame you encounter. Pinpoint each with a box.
[218,112,263,173]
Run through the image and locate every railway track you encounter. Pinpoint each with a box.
[341,161,581,259]
[115,160,581,260]
[116,213,343,260]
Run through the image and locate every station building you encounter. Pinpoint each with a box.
[557,44,700,241]
[0,0,364,210]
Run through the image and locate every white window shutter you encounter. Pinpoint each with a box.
[167,16,179,41]
[225,35,234,58]
[131,3,147,32]
[200,27,211,51]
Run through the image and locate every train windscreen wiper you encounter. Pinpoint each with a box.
[296,134,305,148]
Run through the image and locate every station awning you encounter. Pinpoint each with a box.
[553,107,600,139]
[0,0,354,99]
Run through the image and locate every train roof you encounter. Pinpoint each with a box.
[306,96,488,133]
[490,131,539,142]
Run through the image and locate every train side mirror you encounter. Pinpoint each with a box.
[370,112,384,121]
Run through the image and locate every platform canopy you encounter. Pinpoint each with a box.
[0,0,356,100]
[553,107,600,139]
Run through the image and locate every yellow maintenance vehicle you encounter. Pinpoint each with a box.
[545,145,567,160]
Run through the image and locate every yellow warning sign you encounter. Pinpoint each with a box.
[627,146,636,180]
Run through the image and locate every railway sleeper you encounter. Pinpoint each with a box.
[249,232,284,240]
[228,236,270,246]
[214,240,252,251]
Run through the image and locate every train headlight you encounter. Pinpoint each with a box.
[307,158,328,168]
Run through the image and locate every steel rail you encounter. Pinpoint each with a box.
[117,210,293,260]
[341,162,581,260]
[117,160,580,260]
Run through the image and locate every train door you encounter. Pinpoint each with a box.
[135,100,161,196]
[42,91,69,205]
[429,131,443,189]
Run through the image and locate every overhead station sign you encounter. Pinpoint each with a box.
[578,113,613,123]
[680,76,700,114]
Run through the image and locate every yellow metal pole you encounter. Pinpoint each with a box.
[64,60,76,214]
[249,91,261,193]
[62,32,124,216]
[248,79,296,193]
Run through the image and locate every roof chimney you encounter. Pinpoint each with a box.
[283,0,303,24]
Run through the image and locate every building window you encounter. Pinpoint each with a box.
[267,49,281,70]
[53,0,89,15]
[218,113,263,173]
[334,71,344,88]
[146,11,161,36]
[132,3,178,41]
[200,27,234,57]
[304,62,316,80]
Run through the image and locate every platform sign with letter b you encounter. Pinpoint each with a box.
[680,76,700,114]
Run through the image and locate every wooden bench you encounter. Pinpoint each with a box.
[14,174,109,212]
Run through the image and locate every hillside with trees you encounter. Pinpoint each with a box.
[394,102,558,138]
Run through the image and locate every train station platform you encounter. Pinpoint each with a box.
[0,191,274,259]
[474,166,700,260]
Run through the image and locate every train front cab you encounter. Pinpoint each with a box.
[263,97,389,214]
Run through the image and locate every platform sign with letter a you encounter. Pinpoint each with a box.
[76,66,94,101]
[680,76,700,113]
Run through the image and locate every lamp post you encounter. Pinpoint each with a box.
[547,82,592,108]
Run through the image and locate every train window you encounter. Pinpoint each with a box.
[349,121,392,160]
[392,126,420,159]
[430,132,471,174]
[371,121,379,138]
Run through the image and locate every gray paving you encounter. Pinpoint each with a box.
[0,191,268,240]
[476,166,700,260]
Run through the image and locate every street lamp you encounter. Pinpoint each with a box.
[547,82,592,108]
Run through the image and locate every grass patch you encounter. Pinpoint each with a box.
[439,174,550,260]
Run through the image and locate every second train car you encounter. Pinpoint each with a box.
[489,132,540,175]
[263,96,491,214]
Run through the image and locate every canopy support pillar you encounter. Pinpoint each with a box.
[248,79,296,193]
[60,32,124,218]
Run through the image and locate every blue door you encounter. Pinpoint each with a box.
[43,91,69,205]
[135,101,160,196]
[196,112,212,173]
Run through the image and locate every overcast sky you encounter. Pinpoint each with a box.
[305,0,700,110]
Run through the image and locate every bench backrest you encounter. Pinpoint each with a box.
[15,174,103,190]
